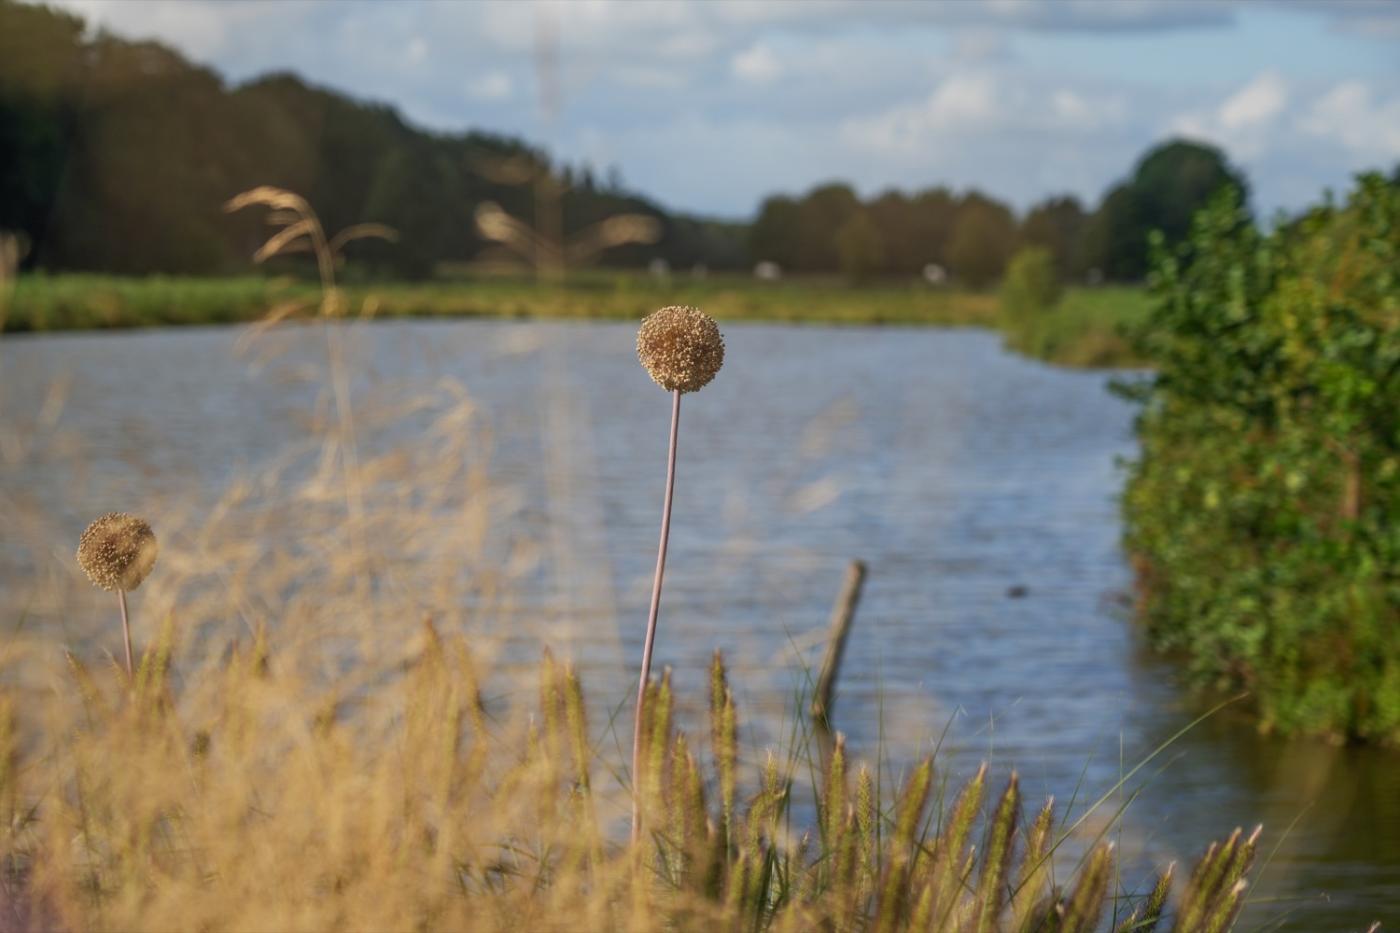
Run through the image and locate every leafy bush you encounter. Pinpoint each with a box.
[1123,174,1400,742]
[1001,247,1063,318]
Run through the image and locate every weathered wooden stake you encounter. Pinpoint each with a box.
[811,559,867,730]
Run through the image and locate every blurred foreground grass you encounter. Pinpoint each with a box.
[0,631,1254,932]
[2,273,1149,368]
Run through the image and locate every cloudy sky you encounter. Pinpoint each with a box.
[47,0,1400,219]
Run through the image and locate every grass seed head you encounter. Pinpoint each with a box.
[637,305,725,393]
[76,512,158,592]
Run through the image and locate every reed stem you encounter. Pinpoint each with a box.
[632,388,681,842]
[117,589,134,678]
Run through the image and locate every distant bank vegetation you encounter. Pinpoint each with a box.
[3,271,1151,369]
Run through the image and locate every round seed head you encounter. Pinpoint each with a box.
[76,512,158,592]
[637,305,724,393]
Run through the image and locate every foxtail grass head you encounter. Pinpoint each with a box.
[637,305,724,393]
[77,512,158,592]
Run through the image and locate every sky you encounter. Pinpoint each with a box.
[44,0,1400,220]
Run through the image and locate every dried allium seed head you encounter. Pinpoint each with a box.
[636,305,724,393]
[76,513,158,592]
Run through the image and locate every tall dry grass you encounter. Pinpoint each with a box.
[0,629,1257,932]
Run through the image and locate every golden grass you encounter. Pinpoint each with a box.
[0,631,1257,932]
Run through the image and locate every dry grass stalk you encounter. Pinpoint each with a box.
[223,187,399,587]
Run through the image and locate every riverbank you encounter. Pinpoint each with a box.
[1,273,1151,368]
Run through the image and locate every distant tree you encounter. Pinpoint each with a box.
[795,182,860,272]
[1077,184,1135,283]
[866,190,913,274]
[750,195,802,269]
[1135,139,1247,245]
[948,192,1016,288]
[836,209,883,282]
[865,187,958,276]
[909,187,959,270]
[1080,138,1248,280]
[363,146,459,277]
[0,1,86,267]
[1020,195,1086,280]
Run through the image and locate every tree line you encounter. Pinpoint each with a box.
[3,0,1247,284]
[752,139,1248,286]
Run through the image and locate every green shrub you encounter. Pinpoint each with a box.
[1000,246,1063,356]
[1123,175,1400,742]
[1001,247,1063,317]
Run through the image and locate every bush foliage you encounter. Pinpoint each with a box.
[1123,174,1400,742]
[1001,247,1063,322]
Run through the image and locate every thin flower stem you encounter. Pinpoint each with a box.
[117,589,134,678]
[632,388,681,842]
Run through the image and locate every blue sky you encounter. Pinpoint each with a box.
[48,0,1400,219]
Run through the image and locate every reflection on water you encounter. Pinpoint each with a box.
[1,319,1395,928]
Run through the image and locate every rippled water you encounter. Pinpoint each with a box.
[2,320,1395,929]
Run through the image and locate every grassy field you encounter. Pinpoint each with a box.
[1,272,1151,367]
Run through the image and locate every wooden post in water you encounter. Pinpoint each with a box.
[811,559,867,731]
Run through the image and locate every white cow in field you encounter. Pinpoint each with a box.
[754,260,781,281]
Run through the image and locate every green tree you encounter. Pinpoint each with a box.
[1020,196,1086,280]
[865,190,912,274]
[947,192,1016,288]
[795,182,860,272]
[1081,138,1247,281]
[835,209,883,282]
[750,195,802,270]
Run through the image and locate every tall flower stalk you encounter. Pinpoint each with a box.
[632,306,724,841]
[76,512,158,677]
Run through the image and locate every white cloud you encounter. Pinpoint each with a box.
[841,73,998,154]
[926,73,1000,125]
[1219,71,1287,130]
[1170,71,1288,158]
[1171,70,1400,172]
[842,71,1126,159]
[732,43,781,83]
[1050,89,1100,129]
[1299,81,1400,158]
[467,71,513,101]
